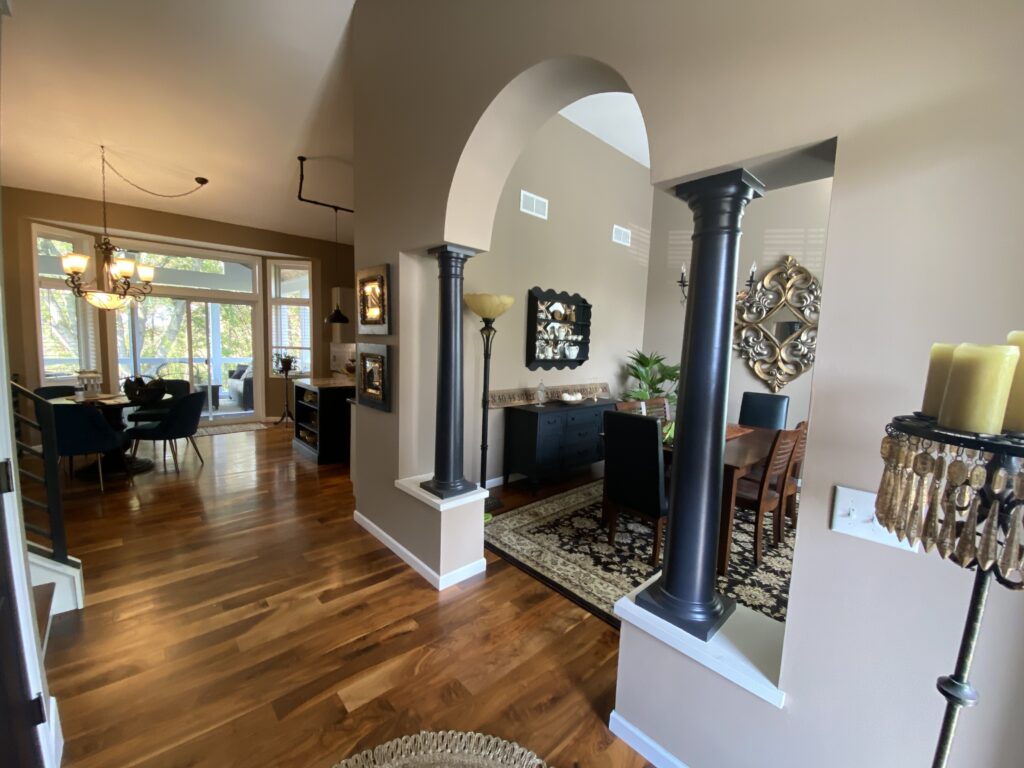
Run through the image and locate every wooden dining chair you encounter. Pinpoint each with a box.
[744,420,808,544]
[614,400,645,414]
[602,410,668,566]
[642,397,671,421]
[734,427,799,565]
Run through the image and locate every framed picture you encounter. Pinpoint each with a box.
[356,263,391,335]
[356,343,390,411]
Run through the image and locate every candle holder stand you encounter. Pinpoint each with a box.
[878,414,1023,768]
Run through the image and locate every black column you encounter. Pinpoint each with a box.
[636,168,764,641]
[421,245,478,499]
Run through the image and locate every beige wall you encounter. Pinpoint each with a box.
[463,115,652,483]
[642,179,832,429]
[1,187,354,417]
[352,1,1024,765]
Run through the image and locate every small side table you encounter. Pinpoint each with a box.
[198,383,221,411]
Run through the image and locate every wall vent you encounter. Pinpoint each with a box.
[519,190,549,220]
[612,224,632,246]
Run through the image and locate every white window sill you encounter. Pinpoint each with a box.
[615,575,786,708]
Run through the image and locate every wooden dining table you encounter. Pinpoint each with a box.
[664,423,777,577]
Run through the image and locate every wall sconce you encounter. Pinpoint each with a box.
[678,266,688,304]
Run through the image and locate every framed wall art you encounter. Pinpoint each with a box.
[356,263,391,335]
[356,343,391,411]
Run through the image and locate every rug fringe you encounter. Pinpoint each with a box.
[333,730,548,767]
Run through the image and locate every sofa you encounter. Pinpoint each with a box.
[225,364,255,411]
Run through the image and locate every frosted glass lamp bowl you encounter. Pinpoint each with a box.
[464,293,514,320]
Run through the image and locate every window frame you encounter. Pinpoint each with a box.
[267,259,314,378]
[31,224,101,385]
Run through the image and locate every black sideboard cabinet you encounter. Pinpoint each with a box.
[294,379,355,464]
[502,400,615,485]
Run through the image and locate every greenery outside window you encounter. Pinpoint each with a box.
[269,261,312,376]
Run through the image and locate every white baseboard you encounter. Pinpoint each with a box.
[41,696,63,768]
[484,476,504,489]
[609,710,689,768]
[354,510,486,591]
[28,551,84,614]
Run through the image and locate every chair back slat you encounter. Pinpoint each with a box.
[643,397,671,421]
[603,410,666,519]
[615,400,644,414]
[759,428,800,498]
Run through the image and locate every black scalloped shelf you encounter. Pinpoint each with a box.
[526,287,591,371]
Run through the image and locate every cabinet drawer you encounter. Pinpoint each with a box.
[565,408,603,428]
[563,442,600,467]
[536,412,566,434]
[564,422,600,446]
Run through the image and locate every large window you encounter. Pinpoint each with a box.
[34,228,99,381]
[269,261,312,375]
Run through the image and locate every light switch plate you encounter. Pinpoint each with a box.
[831,485,917,553]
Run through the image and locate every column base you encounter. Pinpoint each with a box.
[635,581,735,642]
[420,476,478,499]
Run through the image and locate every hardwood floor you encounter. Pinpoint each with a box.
[43,427,647,768]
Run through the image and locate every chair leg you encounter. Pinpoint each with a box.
[754,503,765,566]
[788,491,799,527]
[97,454,105,493]
[606,503,619,546]
[162,441,167,464]
[131,440,140,459]
[169,439,180,473]
[125,449,134,488]
[772,501,784,547]
[188,436,204,465]
[651,517,667,566]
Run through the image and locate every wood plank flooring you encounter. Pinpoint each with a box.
[43,426,647,768]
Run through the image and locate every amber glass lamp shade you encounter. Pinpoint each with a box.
[84,291,131,310]
[61,253,90,275]
[464,293,514,321]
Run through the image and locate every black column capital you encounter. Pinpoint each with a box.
[421,243,478,499]
[636,167,763,642]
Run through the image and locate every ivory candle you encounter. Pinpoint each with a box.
[937,344,1020,434]
[1004,331,1024,433]
[921,343,957,417]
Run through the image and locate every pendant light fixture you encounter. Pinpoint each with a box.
[325,208,350,325]
[62,145,208,310]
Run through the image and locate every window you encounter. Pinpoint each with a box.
[34,228,99,381]
[612,225,632,246]
[269,261,312,375]
[519,189,549,220]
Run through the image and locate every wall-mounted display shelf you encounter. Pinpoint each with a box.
[525,287,591,371]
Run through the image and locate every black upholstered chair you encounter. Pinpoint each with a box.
[34,385,76,400]
[53,404,132,491]
[125,379,191,424]
[738,392,790,430]
[126,392,206,473]
[602,410,668,566]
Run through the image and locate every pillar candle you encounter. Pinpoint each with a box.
[1004,331,1024,433]
[920,343,957,417]
[937,344,1020,434]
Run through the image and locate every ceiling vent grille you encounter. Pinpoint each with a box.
[612,225,632,246]
[520,190,549,220]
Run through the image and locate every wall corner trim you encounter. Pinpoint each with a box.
[615,578,787,708]
[353,509,486,590]
[609,710,689,768]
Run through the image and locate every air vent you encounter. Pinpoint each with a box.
[520,190,549,220]
[612,225,632,246]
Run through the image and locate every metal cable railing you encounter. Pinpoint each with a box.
[10,382,68,564]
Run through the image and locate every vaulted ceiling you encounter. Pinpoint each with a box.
[1,0,356,242]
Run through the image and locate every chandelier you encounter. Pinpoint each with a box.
[61,146,208,310]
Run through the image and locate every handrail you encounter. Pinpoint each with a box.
[10,381,68,564]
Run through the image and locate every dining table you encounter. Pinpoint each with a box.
[663,423,777,577]
[48,392,171,476]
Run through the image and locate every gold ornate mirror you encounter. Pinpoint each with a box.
[733,255,821,392]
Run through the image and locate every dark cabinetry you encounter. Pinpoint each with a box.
[293,379,355,464]
[502,400,614,485]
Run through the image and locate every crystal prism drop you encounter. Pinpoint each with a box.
[954,498,980,565]
[976,502,1001,571]
[937,498,958,559]
[997,505,1022,577]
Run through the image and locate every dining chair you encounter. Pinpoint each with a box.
[34,385,76,400]
[744,420,808,544]
[642,397,672,421]
[734,427,799,565]
[125,378,191,424]
[602,410,668,566]
[126,392,206,473]
[738,392,790,430]
[614,400,645,414]
[53,404,133,492]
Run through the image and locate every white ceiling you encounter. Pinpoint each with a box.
[1,0,356,243]
[559,93,650,168]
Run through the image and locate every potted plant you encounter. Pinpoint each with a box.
[622,350,680,403]
[273,353,296,375]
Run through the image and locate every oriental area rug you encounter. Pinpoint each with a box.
[485,480,795,625]
[333,731,546,768]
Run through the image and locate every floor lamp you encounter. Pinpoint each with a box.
[465,293,514,519]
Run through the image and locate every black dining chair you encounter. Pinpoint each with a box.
[34,385,76,400]
[53,404,133,491]
[125,379,191,424]
[126,392,206,473]
[738,392,790,430]
[602,410,669,566]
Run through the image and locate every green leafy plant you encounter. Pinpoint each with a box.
[622,350,680,403]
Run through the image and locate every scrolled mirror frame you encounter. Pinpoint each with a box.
[733,254,821,393]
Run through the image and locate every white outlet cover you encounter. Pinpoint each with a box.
[831,485,918,553]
